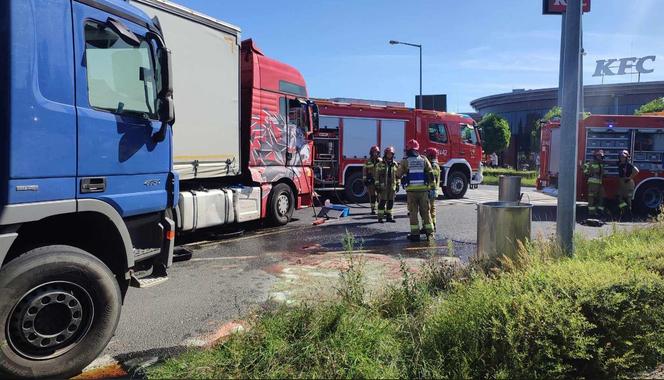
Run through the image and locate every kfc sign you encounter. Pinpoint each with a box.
[542,0,591,15]
[593,56,657,77]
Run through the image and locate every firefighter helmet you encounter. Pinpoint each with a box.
[370,145,380,155]
[425,147,438,158]
[406,139,420,151]
[384,146,395,155]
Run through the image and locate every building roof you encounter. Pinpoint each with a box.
[471,81,664,111]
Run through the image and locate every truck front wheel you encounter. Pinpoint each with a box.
[635,183,664,215]
[443,171,469,199]
[269,183,295,226]
[344,172,368,203]
[0,246,121,379]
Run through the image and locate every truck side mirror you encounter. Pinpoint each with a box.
[310,102,320,133]
[158,47,173,97]
[153,97,174,143]
[158,96,174,123]
[154,45,174,143]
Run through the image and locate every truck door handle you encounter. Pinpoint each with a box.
[81,177,106,193]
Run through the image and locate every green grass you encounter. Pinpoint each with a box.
[483,168,538,187]
[148,224,664,379]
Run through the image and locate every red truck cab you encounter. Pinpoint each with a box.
[241,40,316,221]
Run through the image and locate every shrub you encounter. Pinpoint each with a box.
[635,97,664,115]
[420,260,664,378]
[149,303,405,379]
[482,168,538,186]
[574,224,664,276]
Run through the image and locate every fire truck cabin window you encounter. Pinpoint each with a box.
[461,124,478,145]
[429,123,448,143]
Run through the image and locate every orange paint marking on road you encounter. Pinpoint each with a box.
[203,321,248,348]
[73,363,127,380]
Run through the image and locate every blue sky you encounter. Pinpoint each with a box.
[176,0,663,111]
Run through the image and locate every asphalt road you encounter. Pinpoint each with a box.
[90,185,650,373]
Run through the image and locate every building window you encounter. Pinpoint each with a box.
[429,123,448,143]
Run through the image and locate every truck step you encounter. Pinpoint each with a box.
[130,274,168,288]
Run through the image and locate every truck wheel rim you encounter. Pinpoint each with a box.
[6,281,94,360]
[643,188,663,209]
[351,179,367,198]
[277,193,290,216]
[451,176,464,194]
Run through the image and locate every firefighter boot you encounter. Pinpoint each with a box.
[407,234,421,242]
[386,215,395,223]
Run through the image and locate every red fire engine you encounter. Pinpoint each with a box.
[313,100,483,202]
[538,114,664,213]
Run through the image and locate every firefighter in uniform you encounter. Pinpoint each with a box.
[583,149,606,217]
[376,146,399,223]
[363,146,382,215]
[617,149,639,215]
[398,139,434,241]
[425,148,441,232]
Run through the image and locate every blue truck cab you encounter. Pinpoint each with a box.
[0,0,175,377]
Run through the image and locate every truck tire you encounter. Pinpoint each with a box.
[443,171,469,199]
[344,172,368,203]
[268,183,295,226]
[635,183,664,215]
[0,246,121,379]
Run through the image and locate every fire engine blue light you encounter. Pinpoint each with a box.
[607,124,614,129]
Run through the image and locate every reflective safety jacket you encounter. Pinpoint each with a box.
[430,160,441,194]
[397,154,433,192]
[376,159,400,194]
[363,157,382,181]
[583,160,604,185]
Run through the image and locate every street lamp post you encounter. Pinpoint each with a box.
[389,40,422,108]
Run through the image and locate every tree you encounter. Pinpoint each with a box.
[530,107,589,152]
[478,113,510,155]
[635,97,664,115]
[531,106,561,152]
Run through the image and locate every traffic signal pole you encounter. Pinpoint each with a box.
[556,0,583,254]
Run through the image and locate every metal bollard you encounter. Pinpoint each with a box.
[477,201,533,262]
[498,175,522,204]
